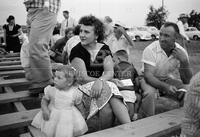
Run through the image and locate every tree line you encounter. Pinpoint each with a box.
[146,5,200,30]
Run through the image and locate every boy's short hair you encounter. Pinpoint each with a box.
[63,10,69,14]
[114,50,129,61]
[65,27,74,36]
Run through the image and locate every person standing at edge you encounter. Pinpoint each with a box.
[177,13,189,41]
[24,0,61,94]
[60,10,77,36]
[3,15,22,53]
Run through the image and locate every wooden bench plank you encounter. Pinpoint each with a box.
[81,108,183,137]
[0,90,30,104]
[20,132,32,137]
[0,65,23,71]
[1,53,20,58]
[0,57,20,61]
[0,109,40,131]
[0,90,41,104]
[0,78,30,87]
[0,70,25,77]
[4,87,27,111]
[0,60,21,66]
[3,86,44,137]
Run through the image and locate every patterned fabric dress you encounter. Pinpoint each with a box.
[78,81,124,120]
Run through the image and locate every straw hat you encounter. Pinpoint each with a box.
[178,13,189,19]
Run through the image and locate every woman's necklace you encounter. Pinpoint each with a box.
[89,43,102,62]
[8,24,14,31]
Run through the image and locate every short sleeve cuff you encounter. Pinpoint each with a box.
[142,59,156,67]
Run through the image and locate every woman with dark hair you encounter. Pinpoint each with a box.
[3,15,22,52]
[70,15,131,132]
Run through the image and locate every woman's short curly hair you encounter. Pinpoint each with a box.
[79,15,105,42]
[7,15,15,23]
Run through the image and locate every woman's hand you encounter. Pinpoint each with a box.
[42,108,50,121]
[91,79,103,98]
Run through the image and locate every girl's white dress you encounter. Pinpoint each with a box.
[31,85,88,137]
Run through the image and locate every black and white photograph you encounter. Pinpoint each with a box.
[0,0,200,137]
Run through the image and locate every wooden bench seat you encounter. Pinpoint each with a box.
[0,70,25,76]
[81,108,183,137]
[0,107,183,136]
[0,86,183,137]
[0,57,20,62]
[20,132,32,137]
[0,87,45,137]
[0,78,30,87]
[0,60,21,66]
[0,65,23,71]
[0,53,20,58]
[0,90,40,104]
[0,108,39,131]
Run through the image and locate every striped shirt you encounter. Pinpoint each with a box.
[24,0,61,14]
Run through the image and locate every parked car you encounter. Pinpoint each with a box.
[144,26,159,40]
[185,27,200,40]
[127,27,152,41]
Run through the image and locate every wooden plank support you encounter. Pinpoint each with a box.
[0,90,35,104]
[0,70,25,76]
[0,57,20,61]
[0,60,21,66]
[0,65,23,71]
[81,108,183,137]
[4,87,45,137]
[2,86,44,137]
[0,53,20,58]
[0,78,30,87]
[0,108,40,131]
[20,132,32,137]
[4,87,26,111]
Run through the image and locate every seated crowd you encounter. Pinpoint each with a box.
[17,14,195,137]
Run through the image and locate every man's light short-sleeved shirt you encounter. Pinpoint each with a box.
[141,41,189,80]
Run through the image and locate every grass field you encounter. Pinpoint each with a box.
[129,40,200,75]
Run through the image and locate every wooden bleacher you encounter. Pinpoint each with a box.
[0,53,182,137]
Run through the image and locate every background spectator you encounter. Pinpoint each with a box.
[3,15,22,52]
[60,10,77,36]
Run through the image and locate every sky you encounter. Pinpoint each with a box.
[0,0,199,27]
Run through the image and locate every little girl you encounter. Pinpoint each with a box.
[31,65,88,137]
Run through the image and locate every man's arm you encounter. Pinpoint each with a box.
[172,48,192,84]
[118,26,135,47]
[179,61,192,84]
[144,63,176,93]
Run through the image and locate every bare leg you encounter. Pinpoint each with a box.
[109,97,131,124]
[127,102,134,119]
